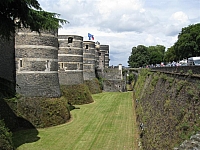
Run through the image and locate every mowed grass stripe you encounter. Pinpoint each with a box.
[14,91,137,150]
[88,93,121,150]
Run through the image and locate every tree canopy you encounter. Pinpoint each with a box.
[128,45,150,68]
[173,23,200,60]
[128,23,200,67]
[128,45,165,67]
[0,0,68,39]
[163,45,176,63]
[148,45,165,65]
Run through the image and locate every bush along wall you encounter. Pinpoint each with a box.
[0,120,14,150]
[0,83,18,150]
[17,96,71,128]
[60,83,94,105]
[84,78,102,94]
[134,69,200,150]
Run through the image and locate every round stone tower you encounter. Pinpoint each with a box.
[104,45,109,68]
[99,45,109,68]
[98,45,107,70]
[83,41,96,80]
[95,42,100,69]
[15,28,61,97]
[58,35,83,85]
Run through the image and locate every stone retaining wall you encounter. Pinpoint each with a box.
[151,66,200,74]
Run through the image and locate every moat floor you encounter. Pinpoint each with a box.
[14,91,139,150]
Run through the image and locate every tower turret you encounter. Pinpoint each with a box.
[99,45,108,70]
[83,41,96,80]
[15,29,61,97]
[104,45,109,68]
[58,35,83,85]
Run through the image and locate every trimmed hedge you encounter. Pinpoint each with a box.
[61,83,94,105]
[84,78,102,94]
[17,96,71,128]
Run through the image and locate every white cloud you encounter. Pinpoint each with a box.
[170,11,189,24]
[164,11,190,36]
[38,0,200,66]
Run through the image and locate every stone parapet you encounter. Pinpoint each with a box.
[151,66,200,75]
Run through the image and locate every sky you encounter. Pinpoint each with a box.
[38,0,200,67]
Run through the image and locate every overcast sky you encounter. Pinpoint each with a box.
[38,0,200,66]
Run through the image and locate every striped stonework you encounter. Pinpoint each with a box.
[15,28,61,97]
[83,41,96,80]
[58,35,84,85]
[100,45,109,69]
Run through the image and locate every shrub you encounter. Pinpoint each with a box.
[17,96,71,128]
[60,84,94,105]
[176,80,187,93]
[151,74,159,87]
[187,70,193,76]
[84,78,102,94]
[0,120,14,150]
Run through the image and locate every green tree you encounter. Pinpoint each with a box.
[128,45,150,68]
[0,0,68,39]
[174,23,200,60]
[127,73,135,84]
[164,46,177,62]
[148,45,165,65]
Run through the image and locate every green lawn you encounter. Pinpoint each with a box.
[13,92,138,150]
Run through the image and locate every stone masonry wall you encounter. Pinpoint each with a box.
[102,45,109,68]
[15,29,61,97]
[58,35,84,85]
[151,66,200,74]
[104,68,122,80]
[83,41,96,80]
[103,80,126,92]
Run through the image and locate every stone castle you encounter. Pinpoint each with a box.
[0,29,125,98]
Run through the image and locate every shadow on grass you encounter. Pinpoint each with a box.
[68,102,80,111]
[0,95,40,149]
[12,124,40,149]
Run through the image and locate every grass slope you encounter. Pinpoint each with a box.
[13,92,138,150]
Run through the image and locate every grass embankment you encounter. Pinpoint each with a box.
[13,92,139,150]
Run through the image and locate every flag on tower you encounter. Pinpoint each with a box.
[88,33,94,40]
